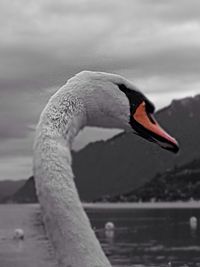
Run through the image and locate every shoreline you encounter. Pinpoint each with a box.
[0,201,200,209]
[83,201,200,209]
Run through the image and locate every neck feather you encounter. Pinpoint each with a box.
[33,85,112,267]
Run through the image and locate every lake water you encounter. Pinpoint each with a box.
[0,204,200,267]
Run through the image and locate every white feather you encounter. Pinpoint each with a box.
[33,71,139,267]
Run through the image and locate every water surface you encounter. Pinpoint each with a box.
[0,204,200,267]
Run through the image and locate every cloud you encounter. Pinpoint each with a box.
[0,0,200,180]
[0,156,32,180]
[1,0,200,91]
[0,86,57,140]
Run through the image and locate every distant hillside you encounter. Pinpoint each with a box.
[2,177,37,203]
[101,159,200,202]
[3,94,200,203]
[73,95,200,200]
[5,158,200,204]
[0,180,26,201]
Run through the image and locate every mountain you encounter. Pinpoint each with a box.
[73,95,200,200]
[0,180,26,201]
[5,158,200,204]
[4,94,200,203]
[2,176,37,203]
[101,159,200,202]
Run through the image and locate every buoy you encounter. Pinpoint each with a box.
[105,222,115,231]
[190,216,197,230]
[104,222,115,241]
[13,228,24,240]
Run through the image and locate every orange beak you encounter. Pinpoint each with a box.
[133,101,179,153]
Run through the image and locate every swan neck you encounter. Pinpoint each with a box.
[41,89,86,148]
[33,88,112,267]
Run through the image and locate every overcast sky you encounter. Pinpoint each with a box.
[1,0,200,181]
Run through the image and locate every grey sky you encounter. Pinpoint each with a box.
[0,0,200,180]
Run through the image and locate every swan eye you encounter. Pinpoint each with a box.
[117,83,155,116]
[117,84,144,106]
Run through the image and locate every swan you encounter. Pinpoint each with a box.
[33,71,179,267]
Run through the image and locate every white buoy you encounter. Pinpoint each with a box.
[13,228,24,240]
[190,216,198,230]
[105,222,115,231]
[105,222,115,241]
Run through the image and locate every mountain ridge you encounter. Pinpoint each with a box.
[2,94,200,202]
[100,158,200,202]
[73,94,200,200]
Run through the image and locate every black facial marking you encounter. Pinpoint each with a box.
[117,84,144,113]
[118,83,157,135]
[117,83,155,116]
[117,83,179,153]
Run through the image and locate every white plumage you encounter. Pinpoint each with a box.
[33,71,135,267]
[33,71,178,267]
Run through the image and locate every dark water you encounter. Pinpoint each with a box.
[0,204,200,267]
[86,207,200,267]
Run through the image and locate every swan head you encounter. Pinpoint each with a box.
[74,71,179,153]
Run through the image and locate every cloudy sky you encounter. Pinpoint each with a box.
[1,0,200,181]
